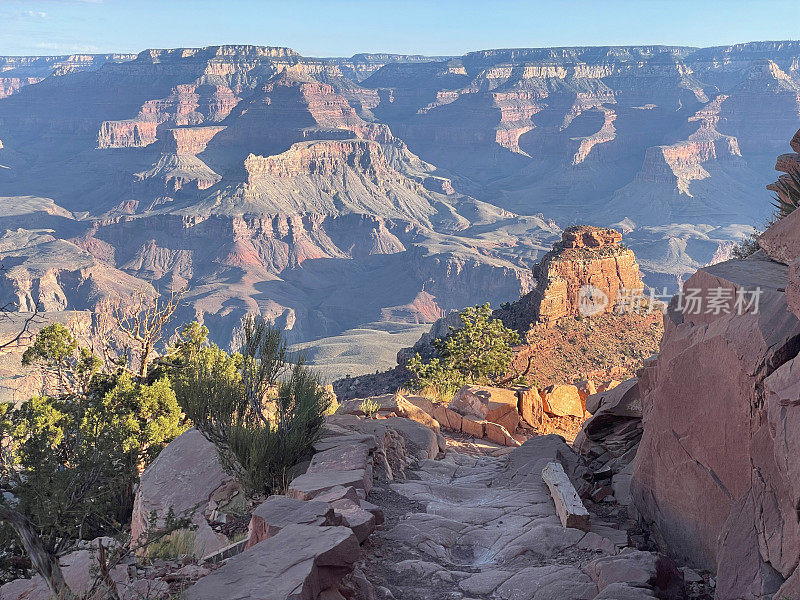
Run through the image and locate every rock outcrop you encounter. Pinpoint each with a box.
[630,128,800,598]
[496,226,643,333]
[131,429,245,559]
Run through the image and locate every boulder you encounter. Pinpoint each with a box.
[460,415,485,438]
[540,384,584,417]
[288,469,372,501]
[186,525,360,600]
[449,385,520,432]
[484,421,521,447]
[247,496,336,549]
[632,252,800,583]
[329,414,440,460]
[585,377,639,416]
[329,498,376,543]
[517,387,543,428]
[432,403,462,432]
[587,549,683,599]
[759,199,800,264]
[131,429,232,558]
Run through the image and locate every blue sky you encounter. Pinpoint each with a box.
[1,0,799,57]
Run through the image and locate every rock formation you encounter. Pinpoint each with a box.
[1,42,799,379]
[628,128,800,598]
[489,225,644,336]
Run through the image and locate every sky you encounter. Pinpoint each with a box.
[1,0,799,57]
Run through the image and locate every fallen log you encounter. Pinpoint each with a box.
[541,461,591,531]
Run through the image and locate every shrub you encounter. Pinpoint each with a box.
[408,303,520,395]
[359,398,380,417]
[771,171,800,217]
[174,317,330,496]
[732,228,762,259]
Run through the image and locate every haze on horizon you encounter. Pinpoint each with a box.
[1,0,799,57]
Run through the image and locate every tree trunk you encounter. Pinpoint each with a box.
[0,506,77,599]
[139,342,152,381]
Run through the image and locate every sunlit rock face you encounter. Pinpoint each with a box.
[0,42,797,372]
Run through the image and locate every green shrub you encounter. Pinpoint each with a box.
[359,398,381,417]
[771,171,800,217]
[408,303,520,395]
[174,318,329,496]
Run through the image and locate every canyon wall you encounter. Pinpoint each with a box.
[631,130,800,599]
[1,42,799,376]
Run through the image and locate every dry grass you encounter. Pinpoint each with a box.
[397,385,452,405]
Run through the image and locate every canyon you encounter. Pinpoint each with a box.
[0,42,798,383]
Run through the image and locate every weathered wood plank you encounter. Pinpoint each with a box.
[541,461,591,531]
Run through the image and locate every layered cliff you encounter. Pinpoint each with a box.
[630,129,800,599]
[496,226,643,333]
[1,41,799,376]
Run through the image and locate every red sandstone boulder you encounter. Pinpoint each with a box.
[540,384,584,417]
[759,206,800,265]
[131,429,235,559]
[587,549,683,599]
[460,415,485,438]
[484,421,521,447]
[517,387,543,427]
[585,377,640,416]
[449,385,520,432]
[186,525,360,600]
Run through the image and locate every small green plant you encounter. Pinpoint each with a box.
[359,398,381,418]
[771,171,800,217]
[144,529,200,561]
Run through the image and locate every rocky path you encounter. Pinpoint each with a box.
[358,435,684,600]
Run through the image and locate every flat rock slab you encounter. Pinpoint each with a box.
[494,564,597,600]
[288,469,372,500]
[186,525,360,600]
[247,496,336,549]
[308,443,370,474]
